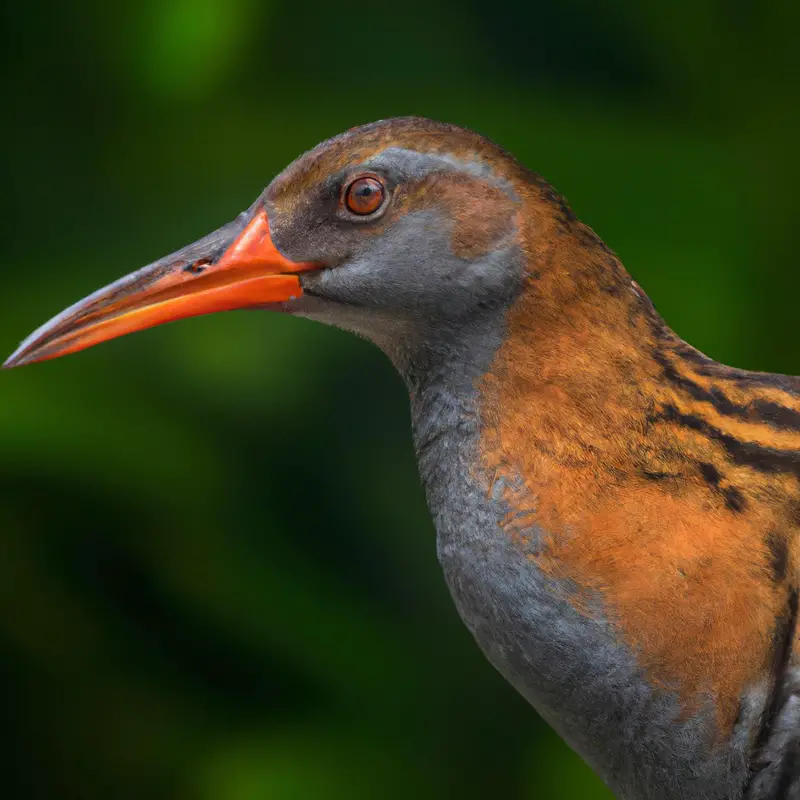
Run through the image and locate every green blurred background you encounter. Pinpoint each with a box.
[2,1,799,797]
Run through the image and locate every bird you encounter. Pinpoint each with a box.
[4,117,800,799]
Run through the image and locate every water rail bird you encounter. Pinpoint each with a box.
[6,118,800,799]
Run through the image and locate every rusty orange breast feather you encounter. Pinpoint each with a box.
[476,201,800,736]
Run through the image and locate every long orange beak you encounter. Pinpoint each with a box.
[4,205,318,368]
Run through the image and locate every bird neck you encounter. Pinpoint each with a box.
[396,224,674,527]
[394,272,704,799]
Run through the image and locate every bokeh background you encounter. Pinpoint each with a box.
[2,1,799,797]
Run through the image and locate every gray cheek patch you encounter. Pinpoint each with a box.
[338,209,523,319]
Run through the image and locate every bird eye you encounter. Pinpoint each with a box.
[344,176,386,216]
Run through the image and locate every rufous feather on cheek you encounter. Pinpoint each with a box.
[396,173,519,259]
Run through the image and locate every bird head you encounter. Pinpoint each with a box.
[3,118,557,373]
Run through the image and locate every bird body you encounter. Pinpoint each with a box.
[6,118,800,799]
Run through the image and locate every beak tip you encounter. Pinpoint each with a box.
[3,343,35,369]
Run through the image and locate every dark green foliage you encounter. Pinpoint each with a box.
[1,1,798,797]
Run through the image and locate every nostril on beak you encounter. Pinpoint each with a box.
[183,258,211,275]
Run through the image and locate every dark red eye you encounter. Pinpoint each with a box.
[344,176,385,215]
